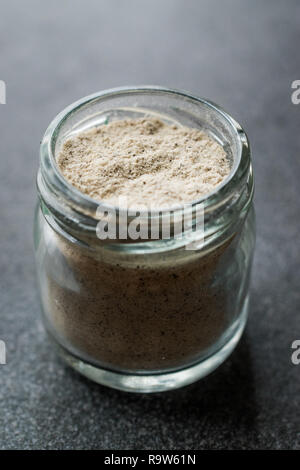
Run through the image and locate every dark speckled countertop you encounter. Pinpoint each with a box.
[0,0,299,450]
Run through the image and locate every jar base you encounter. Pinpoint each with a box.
[50,297,249,393]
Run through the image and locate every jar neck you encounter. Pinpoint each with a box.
[37,87,253,251]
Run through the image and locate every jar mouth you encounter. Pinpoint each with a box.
[38,86,253,246]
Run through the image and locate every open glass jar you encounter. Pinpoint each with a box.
[34,87,255,392]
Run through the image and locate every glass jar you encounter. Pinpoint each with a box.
[34,86,255,393]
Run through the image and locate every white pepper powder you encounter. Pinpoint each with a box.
[57,118,230,208]
[44,117,234,371]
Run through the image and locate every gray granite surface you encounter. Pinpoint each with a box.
[0,0,299,450]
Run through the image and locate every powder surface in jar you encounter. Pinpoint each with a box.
[57,118,230,207]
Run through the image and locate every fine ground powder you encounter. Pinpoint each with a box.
[45,234,233,371]
[57,118,230,207]
[44,118,235,372]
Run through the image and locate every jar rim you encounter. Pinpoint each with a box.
[37,86,253,245]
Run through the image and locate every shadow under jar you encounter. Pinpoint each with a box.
[34,86,255,393]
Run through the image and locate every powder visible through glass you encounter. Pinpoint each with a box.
[43,117,237,373]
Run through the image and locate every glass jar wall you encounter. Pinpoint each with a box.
[35,87,255,392]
